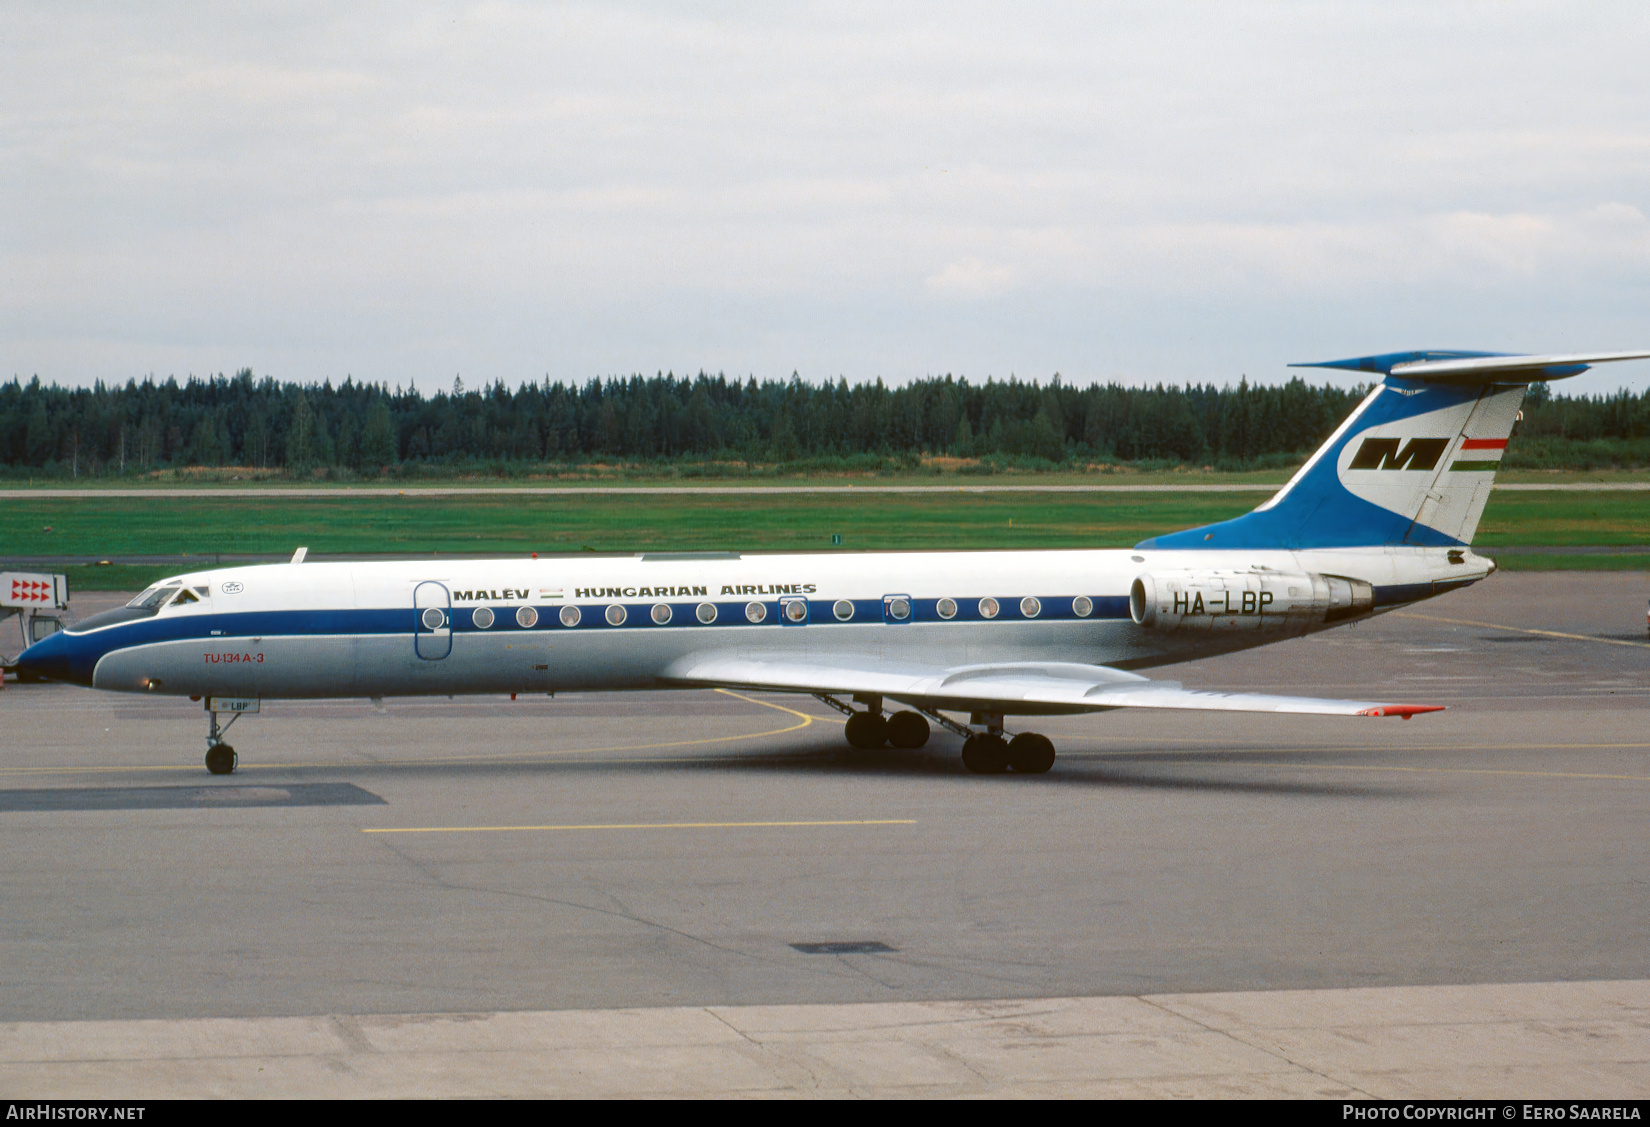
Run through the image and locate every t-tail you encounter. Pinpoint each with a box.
[1137,349,1650,551]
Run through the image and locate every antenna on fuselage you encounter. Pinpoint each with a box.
[290,547,308,564]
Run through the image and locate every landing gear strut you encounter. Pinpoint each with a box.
[204,706,240,776]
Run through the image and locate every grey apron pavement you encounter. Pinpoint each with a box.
[1,980,1645,1098]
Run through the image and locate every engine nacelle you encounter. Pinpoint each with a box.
[1129,569,1374,635]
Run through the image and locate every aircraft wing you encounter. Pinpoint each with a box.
[662,653,1441,718]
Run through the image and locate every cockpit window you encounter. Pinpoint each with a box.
[171,589,200,606]
[127,583,182,610]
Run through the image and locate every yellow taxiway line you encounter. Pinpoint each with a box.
[1393,611,1650,648]
[1066,740,1650,753]
[363,819,916,835]
[1226,762,1650,783]
[7,685,1646,788]
[0,688,825,777]
[348,688,821,767]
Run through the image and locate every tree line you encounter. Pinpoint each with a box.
[0,369,1644,476]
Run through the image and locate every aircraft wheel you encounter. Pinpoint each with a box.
[844,711,888,749]
[204,744,238,776]
[961,734,1009,774]
[1007,733,1056,774]
[886,710,930,749]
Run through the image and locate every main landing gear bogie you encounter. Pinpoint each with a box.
[821,694,1056,776]
[843,710,887,749]
[843,708,931,750]
[1006,732,1056,774]
[961,731,1056,775]
[886,710,931,749]
[960,732,1009,774]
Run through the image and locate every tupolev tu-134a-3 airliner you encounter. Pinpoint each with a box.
[16,349,1650,776]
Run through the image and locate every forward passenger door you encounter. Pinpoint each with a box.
[414,581,452,660]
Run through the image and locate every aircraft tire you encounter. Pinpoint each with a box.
[204,744,238,776]
[886,711,930,748]
[844,711,888,749]
[1007,733,1056,774]
[961,734,1009,774]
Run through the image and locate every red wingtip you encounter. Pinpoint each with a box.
[1358,704,1447,719]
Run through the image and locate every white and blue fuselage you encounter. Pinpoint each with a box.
[17,347,1648,773]
[30,545,1486,706]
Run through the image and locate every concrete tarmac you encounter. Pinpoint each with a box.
[1,572,1647,1096]
[4,981,1647,1098]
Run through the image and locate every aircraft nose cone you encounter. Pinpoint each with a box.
[12,628,93,686]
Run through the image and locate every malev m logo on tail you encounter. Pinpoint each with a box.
[1345,436,1509,473]
[1329,391,1512,546]
[1346,437,1451,471]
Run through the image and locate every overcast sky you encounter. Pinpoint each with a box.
[5,2,1649,394]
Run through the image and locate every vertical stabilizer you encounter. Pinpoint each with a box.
[1137,348,1648,551]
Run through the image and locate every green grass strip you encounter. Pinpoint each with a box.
[6,491,1648,591]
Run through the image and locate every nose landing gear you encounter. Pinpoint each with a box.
[203,702,243,775]
[205,743,238,775]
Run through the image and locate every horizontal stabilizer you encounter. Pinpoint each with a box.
[665,653,1441,718]
[1292,349,1650,385]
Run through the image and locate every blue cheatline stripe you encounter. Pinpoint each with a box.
[28,595,1131,681]
[448,595,1131,631]
[20,582,1453,686]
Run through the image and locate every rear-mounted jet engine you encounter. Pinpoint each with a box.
[1129,570,1374,635]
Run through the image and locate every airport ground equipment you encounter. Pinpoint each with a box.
[1,571,69,666]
